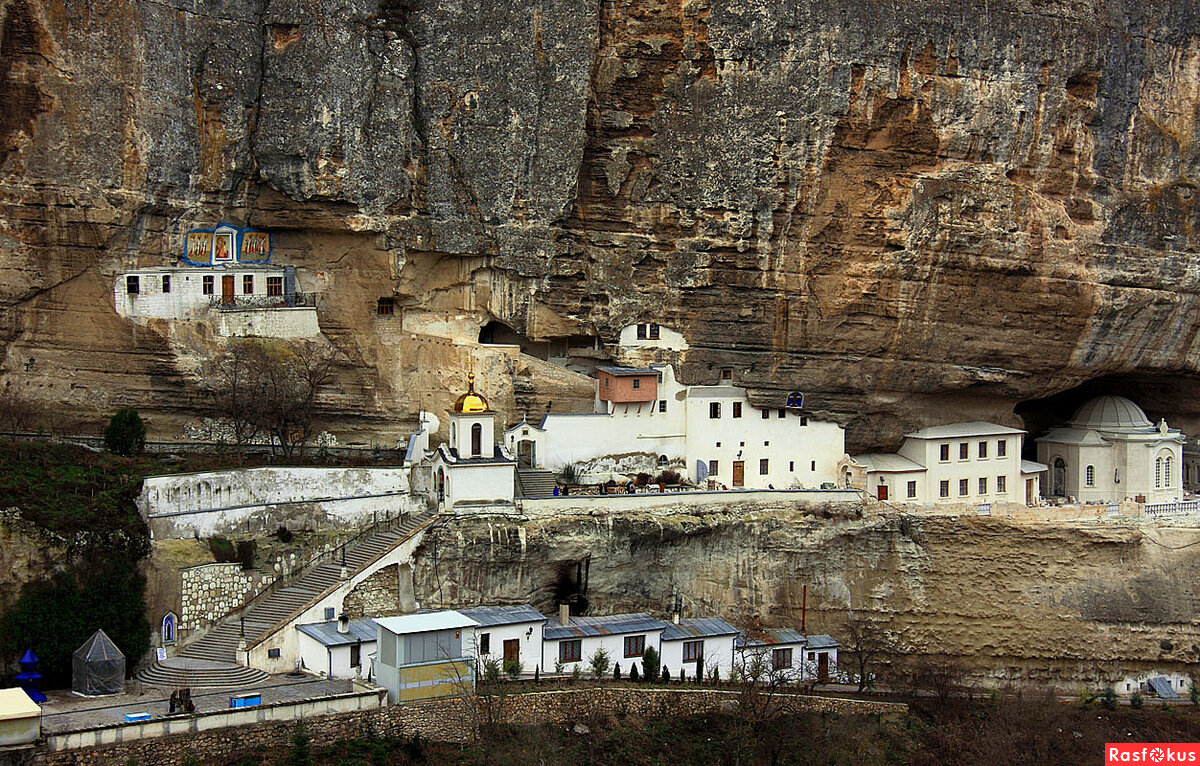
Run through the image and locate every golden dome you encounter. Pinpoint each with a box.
[452,372,490,413]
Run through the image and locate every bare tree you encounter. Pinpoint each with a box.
[842,613,900,693]
[0,384,42,434]
[207,340,340,458]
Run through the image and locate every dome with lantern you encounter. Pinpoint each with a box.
[452,372,491,413]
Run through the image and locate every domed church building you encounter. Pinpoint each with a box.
[1035,396,1185,504]
[426,372,516,512]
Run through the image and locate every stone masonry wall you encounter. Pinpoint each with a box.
[179,563,272,631]
[34,687,906,765]
[341,564,401,619]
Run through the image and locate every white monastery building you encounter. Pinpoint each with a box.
[504,364,844,490]
[843,422,1046,507]
[426,373,516,512]
[114,223,319,338]
[1036,395,1185,504]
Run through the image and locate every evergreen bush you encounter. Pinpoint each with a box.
[613,662,621,680]
[103,409,146,456]
[630,664,640,682]
[1130,691,1144,710]
[642,646,660,683]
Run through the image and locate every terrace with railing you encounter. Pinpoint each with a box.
[209,292,318,310]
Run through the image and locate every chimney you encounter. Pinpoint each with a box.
[558,603,570,626]
[337,613,350,634]
[672,612,679,624]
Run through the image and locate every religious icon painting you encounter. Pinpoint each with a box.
[212,232,234,262]
[185,232,213,263]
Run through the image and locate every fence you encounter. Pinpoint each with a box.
[1143,500,1200,517]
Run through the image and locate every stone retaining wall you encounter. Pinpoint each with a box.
[180,562,272,631]
[33,686,906,766]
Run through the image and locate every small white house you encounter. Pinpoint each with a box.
[541,608,666,677]
[427,373,516,512]
[736,629,838,682]
[0,688,39,747]
[660,617,739,681]
[375,612,478,704]
[458,605,546,674]
[296,617,377,681]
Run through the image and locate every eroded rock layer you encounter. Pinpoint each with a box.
[1,0,1199,448]
[412,507,1200,685]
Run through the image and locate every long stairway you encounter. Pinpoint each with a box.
[137,511,432,686]
[517,468,557,498]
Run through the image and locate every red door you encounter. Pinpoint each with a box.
[877,484,888,501]
[221,275,235,305]
[817,652,829,682]
[503,639,519,665]
[732,461,744,487]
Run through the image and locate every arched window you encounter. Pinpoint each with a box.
[1165,456,1174,488]
[162,612,177,645]
[658,454,668,466]
[471,423,482,456]
[1085,465,1095,487]
[1052,457,1067,497]
[1155,457,1163,488]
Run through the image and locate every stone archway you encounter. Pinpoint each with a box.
[516,439,535,467]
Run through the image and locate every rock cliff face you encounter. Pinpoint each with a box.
[1,0,1200,448]
[412,507,1200,684]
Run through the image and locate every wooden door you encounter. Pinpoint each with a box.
[221,275,235,305]
[732,461,744,487]
[817,652,829,682]
[503,638,519,665]
[876,484,888,501]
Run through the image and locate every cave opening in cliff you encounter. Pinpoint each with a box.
[479,320,606,373]
[552,559,590,615]
[1014,372,1200,457]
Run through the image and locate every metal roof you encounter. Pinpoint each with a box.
[661,617,739,641]
[543,613,667,640]
[736,628,808,648]
[597,366,659,376]
[904,422,1025,440]
[458,605,547,627]
[376,611,479,636]
[852,453,926,473]
[296,618,379,647]
[806,634,839,649]
[1021,459,1049,474]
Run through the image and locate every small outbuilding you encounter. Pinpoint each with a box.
[0,688,40,746]
[72,629,126,696]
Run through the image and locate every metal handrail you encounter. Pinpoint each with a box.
[209,292,318,310]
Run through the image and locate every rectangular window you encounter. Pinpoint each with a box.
[939,444,950,462]
[978,441,988,459]
[648,323,660,340]
[633,378,641,389]
[778,409,786,418]
[243,274,254,294]
[623,635,646,658]
[789,461,795,471]
[637,324,647,339]
[959,478,969,496]
[979,477,987,494]
[559,640,581,663]
[733,402,742,418]
[997,439,1007,457]
[161,275,171,293]
[377,297,395,316]
[709,402,721,419]
[203,275,214,295]
[268,648,281,659]
[350,643,361,668]
[762,408,770,419]
[480,633,490,654]
[720,368,733,381]
[997,475,1007,493]
[658,400,667,413]
[266,276,283,296]
[959,443,969,460]
[907,481,917,499]
[683,641,703,662]
[708,460,718,477]
[126,275,139,295]
[324,607,335,620]
[940,480,949,498]
[799,416,808,426]
[810,460,816,471]
[772,648,793,670]
[759,458,769,475]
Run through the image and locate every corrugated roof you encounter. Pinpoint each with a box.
[376,611,479,636]
[806,634,839,649]
[736,628,807,648]
[458,605,547,627]
[904,422,1025,440]
[296,618,379,647]
[0,688,40,720]
[661,617,739,641]
[853,453,926,473]
[543,613,667,640]
[597,366,659,376]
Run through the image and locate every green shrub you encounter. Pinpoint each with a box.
[103,409,146,456]
[613,662,621,680]
[503,657,523,679]
[1191,681,1199,706]
[208,536,237,563]
[630,664,640,682]
[236,540,256,570]
[1101,686,1118,710]
[1130,691,1144,710]
[661,665,671,682]
[482,657,502,683]
[288,723,312,766]
[589,647,611,679]
[275,525,294,543]
[642,645,660,683]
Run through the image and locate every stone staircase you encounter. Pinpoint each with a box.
[136,657,269,690]
[517,468,557,498]
[170,511,432,668]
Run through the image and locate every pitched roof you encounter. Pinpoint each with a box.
[662,617,739,641]
[296,618,379,647]
[1021,459,1049,474]
[736,628,807,648]
[597,366,659,376]
[458,605,547,627]
[805,634,839,649]
[73,629,124,661]
[904,422,1025,440]
[375,611,479,635]
[543,613,667,640]
[852,453,925,473]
